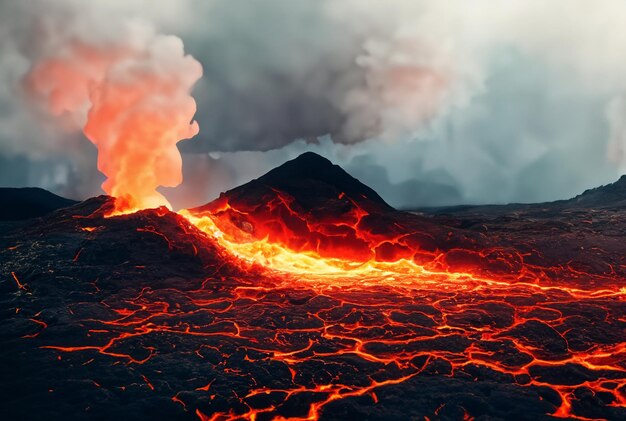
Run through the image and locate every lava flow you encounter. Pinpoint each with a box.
[180,207,626,420]
[2,153,626,420]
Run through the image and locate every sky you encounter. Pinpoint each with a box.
[1,0,626,209]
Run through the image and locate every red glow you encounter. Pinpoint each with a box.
[25,36,202,215]
[30,200,626,420]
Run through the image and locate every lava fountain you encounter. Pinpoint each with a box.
[25,26,202,214]
[83,36,202,213]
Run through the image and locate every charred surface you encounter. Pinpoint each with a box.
[1,154,625,420]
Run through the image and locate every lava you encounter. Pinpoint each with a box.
[181,194,623,298]
[2,159,626,420]
[26,253,626,420]
[46,193,622,420]
[172,160,626,419]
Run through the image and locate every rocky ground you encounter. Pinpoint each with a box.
[1,153,625,420]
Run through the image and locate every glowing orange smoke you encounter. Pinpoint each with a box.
[25,29,202,214]
[84,36,202,213]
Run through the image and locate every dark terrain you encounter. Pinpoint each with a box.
[1,153,625,420]
[0,187,77,221]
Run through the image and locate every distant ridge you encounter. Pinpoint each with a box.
[0,187,77,220]
[419,174,626,215]
[571,175,626,208]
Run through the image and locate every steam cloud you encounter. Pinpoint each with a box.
[606,96,626,173]
[19,1,202,211]
[2,1,626,208]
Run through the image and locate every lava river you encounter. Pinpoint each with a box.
[2,153,626,420]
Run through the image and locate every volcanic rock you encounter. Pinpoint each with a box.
[190,152,471,263]
[0,187,77,220]
[570,174,626,208]
[1,155,625,420]
[198,151,393,213]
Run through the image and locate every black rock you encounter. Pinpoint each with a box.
[571,174,626,208]
[0,187,77,220]
[193,152,393,214]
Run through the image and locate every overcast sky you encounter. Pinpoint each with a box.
[1,0,626,209]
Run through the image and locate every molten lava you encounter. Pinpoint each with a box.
[4,155,625,420]
[185,195,626,420]
[3,192,626,421]
[166,154,626,419]
[180,192,623,300]
[181,152,626,295]
[184,152,454,278]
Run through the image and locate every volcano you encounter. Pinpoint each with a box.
[1,152,625,420]
[188,152,482,270]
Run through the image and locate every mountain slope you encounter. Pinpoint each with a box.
[194,152,393,215]
[420,174,626,216]
[190,152,478,263]
[570,174,626,208]
[0,187,77,220]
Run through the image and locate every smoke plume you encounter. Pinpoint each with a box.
[2,1,626,209]
[18,1,202,211]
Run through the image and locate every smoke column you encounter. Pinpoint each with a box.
[23,8,202,212]
[4,1,626,208]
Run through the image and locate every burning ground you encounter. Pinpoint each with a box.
[1,153,626,420]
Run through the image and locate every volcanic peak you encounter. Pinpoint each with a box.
[194,152,393,215]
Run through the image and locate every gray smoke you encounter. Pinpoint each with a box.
[1,1,626,208]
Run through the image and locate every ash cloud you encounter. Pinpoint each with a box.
[181,0,483,151]
[2,1,626,208]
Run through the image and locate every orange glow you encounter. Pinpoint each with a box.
[25,36,202,215]
[180,209,626,304]
[174,191,626,420]
[182,209,469,281]
[38,203,626,421]
[84,37,202,215]
[180,189,624,297]
[11,271,28,291]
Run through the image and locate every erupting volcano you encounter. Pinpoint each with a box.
[1,152,625,420]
